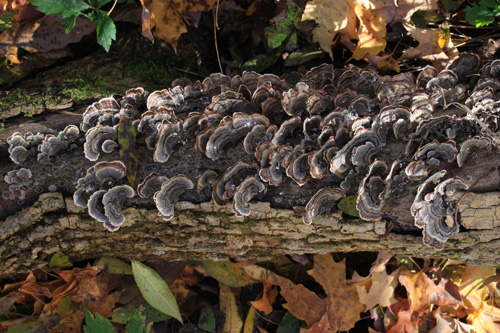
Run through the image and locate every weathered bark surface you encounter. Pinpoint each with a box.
[0,190,499,280]
[1,89,500,279]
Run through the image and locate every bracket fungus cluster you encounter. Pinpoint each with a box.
[2,53,500,249]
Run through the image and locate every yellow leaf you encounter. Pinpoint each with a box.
[302,0,355,57]
[351,2,386,60]
[141,0,217,50]
[219,283,243,333]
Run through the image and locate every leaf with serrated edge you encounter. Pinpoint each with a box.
[131,260,183,323]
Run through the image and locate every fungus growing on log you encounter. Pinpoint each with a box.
[2,54,500,250]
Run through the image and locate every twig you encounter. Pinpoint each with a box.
[213,0,223,73]
[107,0,118,15]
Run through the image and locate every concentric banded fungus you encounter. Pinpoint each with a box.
[330,130,382,176]
[197,170,218,190]
[213,162,259,204]
[138,172,169,198]
[81,97,120,132]
[154,119,183,163]
[7,132,44,164]
[411,171,469,249]
[405,140,457,181]
[37,60,495,250]
[457,137,492,167]
[232,176,266,216]
[154,175,195,221]
[357,160,388,221]
[84,125,117,161]
[103,185,135,230]
[303,188,345,225]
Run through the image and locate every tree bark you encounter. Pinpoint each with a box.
[0,189,499,279]
[1,96,500,280]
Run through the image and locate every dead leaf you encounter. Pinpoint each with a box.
[275,275,326,327]
[301,0,355,59]
[399,270,463,324]
[385,299,415,333]
[308,255,365,331]
[140,0,218,50]
[351,2,386,60]
[0,15,96,58]
[429,313,475,333]
[356,266,399,311]
[219,283,243,333]
[399,22,458,68]
[250,275,278,315]
[300,312,331,333]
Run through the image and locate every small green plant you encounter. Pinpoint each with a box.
[465,0,500,27]
[29,0,127,51]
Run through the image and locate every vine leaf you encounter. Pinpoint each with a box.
[118,115,138,188]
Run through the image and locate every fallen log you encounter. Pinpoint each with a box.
[1,58,500,278]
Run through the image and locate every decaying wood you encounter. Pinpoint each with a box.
[2,61,500,278]
[0,189,499,279]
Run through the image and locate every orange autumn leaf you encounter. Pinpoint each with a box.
[399,270,463,324]
[250,275,278,315]
[307,255,365,332]
[274,275,326,327]
[140,0,218,50]
[300,312,331,333]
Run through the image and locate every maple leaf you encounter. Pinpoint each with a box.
[399,270,463,325]
[351,2,386,60]
[384,298,416,333]
[140,0,218,50]
[457,265,500,332]
[399,22,458,68]
[301,0,355,59]
[307,254,365,332]
[355,264,399,311]
[250,275,278,315]
[429,313,475,333]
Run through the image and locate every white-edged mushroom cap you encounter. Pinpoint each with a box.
[154,175,195,221]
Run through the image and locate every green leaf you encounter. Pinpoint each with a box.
[83,308,117,333]
[284,48,323,66]
[62,14,79,33]
[277,311,302,333]
[241,52,281,73]
[198,307,216,333]
[143,303,171,323]
[29,0,90,17]
[94,257,133,274]
[96,10,116,52]
[337,195,360,218]
[48,251,72,269]
[464,0,500,27]
[126,305,152,333]
[202,261,256,287]
[131,260,183,323]
[117,115,138,187]
[265,4,300,49]
[96,0,114,7]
